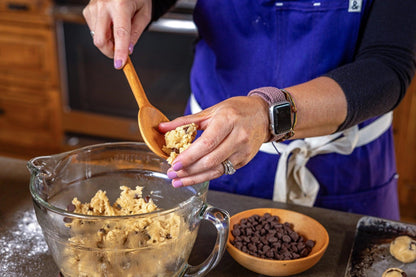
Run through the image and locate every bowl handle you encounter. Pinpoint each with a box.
[183,204,230,277]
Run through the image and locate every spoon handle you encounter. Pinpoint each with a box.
[122,56,151,108]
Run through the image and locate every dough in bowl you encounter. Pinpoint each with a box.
[61,186,196,277]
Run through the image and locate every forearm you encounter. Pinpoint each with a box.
[286,76,347,139]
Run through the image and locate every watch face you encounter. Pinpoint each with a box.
[270,102,292,135]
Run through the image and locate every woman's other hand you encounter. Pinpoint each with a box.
[159,95,270,188]
[82,0,152,69]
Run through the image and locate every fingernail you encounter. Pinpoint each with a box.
[172,179,183,188]
[114,59,123,69]
[128,43,134,54]
[172,162,183,171]
[167,170,177,179]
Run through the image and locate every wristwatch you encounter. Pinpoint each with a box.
[269,101,292,136]
[247,87,297,142]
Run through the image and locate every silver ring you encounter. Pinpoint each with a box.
[90,30,95,37]
[222,159,236,175]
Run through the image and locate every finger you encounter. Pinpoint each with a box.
[172,115,233,169]
[159,111,209,133]
[170,154,240,188]
[82,5,94,31]
[93,6,115,58]
[111,3,135,69]
[171,168,221,188]
[169,154,228,180]
[168,145,232,190]
[168,155,224,187]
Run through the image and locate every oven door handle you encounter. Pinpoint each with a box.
[53,5,197,36]
[148,18,197,36]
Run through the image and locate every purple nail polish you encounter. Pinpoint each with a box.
[167,171,177,179]
[114,59,123,69]
[128,43,134,54]
[172,162,183,171]
[172,179,183,188]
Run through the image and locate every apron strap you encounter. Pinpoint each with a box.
[271,112,392,206]
[190,92,393,206]
[190,93,202,114]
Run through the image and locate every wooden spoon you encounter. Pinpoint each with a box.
[122,56,169,159]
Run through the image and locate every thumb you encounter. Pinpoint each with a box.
[159,113,207,133]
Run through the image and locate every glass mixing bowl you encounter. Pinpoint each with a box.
[28,142,229,277]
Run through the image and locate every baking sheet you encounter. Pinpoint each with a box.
[345,216,416,277]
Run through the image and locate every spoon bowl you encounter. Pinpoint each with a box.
[123,57,169,159]
[138,106,169,159]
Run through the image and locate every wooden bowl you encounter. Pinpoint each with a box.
[226,208,329,276]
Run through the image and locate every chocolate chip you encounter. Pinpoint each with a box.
[305,240,315,248]
[246,228,253,236]
[67,203,76,212]
[268,235,278,243]
[290,231,299,242]
[266,249,274,258]
[63,217,72,223]
[251,236,260,243]
[248,243,257,252]
[232,228,241,237]
[230,213,316,261]
[300,247,310,257]
[234,241,243,250]
[282,235,291,243]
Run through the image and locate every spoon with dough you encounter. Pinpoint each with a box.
[122,56,169,159]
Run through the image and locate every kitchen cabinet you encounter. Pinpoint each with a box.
[393,74,416,223]
[0,0,63,158]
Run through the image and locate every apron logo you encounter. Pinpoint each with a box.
[348,0,362,12]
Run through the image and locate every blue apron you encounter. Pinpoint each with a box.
[186,0,400,220]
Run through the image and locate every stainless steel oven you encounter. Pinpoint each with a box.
[53,0,197,145]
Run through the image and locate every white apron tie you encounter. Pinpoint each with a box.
[189,93,393,206]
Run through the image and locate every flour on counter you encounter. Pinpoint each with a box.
[0,210,49,276]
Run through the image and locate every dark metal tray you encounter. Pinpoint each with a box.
[345,216,416,277]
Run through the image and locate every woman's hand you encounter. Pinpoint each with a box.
[159,95,270,188]
[82,0,152,69]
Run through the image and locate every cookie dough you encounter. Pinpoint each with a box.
[382,268,408,277]
[390,235,416,263]
[61,186,197,277]
[163,123,197,164]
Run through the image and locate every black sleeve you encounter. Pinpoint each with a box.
[324,0,416,131]
[151,0,178,21]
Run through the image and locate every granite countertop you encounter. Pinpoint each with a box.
[0,156,362,276]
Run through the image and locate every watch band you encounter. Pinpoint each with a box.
[248,87,287,106]
[248,87,297,142]
[281,89,298,132]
